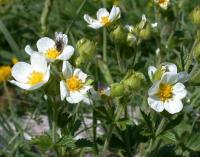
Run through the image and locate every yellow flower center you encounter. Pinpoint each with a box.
[45,48,60,60]
[157,83,173,102]
[66,75,83,92]
[159,0,166,4]
[27,71,44,86]
[0,66,11,83]
[101,16,110,26]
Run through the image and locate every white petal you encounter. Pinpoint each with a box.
[109,6,121,22]
[96,8,109,21]
[55,32,68,45]
[151,23,158,28]
[84,14,103,29]
[31,53,47,73]
[10,80,31,90]
[36,37,55,53]
[74,69,87,82]
[148,81,160,96]
[164,99,183,114]
[178,72,189,83]
[161,72,178,84]
[162,62,177,73]
[125,25,134,32]
[60,80,69,101]
[57,45,74,60]
[67,92,85,104]
[12,62,32,83]
[28,82,46,90]
[173,83,187,99]
[80,85,92,94]
[82,97,93,105]
[62,61,73,78]
[25,45,37,55]
[148,66,157,81]
[43,65,50,83]
[148,96,164,112]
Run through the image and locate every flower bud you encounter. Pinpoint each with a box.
[139,24,151,40]
[190,7,200,25]
[122,71,146,91]
[110,25,127,44]
[110,83,124,97]
[126,33,137,47]
[76,38,97,61]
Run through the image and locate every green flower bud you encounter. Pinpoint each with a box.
[193,42,200,61]
[139,24,151,40]
[110,25,127,44]
[76,38,97,61]
[122,70,146,91]
[190,7,200,25]
[110,83,124,97]
[126,33,137,47]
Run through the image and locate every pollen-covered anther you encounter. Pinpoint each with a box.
[27,71,44,85]
[45,48,60,60]
[157,83,173,102]
[101,16,110,26]
[66,75,83,92]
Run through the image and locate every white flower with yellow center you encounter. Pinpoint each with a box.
[148,62,189,83]
[25,32,74,62]
[154,0,170,10]
[60,61,92,104]
[10,53,50,90]
[148,73,187,114]
[84,5,120,29]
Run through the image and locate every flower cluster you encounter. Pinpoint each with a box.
[9,3,188,115]
[10,32,92,104]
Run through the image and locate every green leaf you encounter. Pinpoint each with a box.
[56,135,76,149]
[75,139,94,148]
[162,114,184,133]
[115,118,133,131]
[159,131,178,144]
[140,109,152,130]
[184,133,200,151]
[30,133,52,150]
[85,79,94,85]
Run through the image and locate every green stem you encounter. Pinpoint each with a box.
[185,38,198,72]
[100,101,124,157]
[65,0,87,34]
[103,28,107,62]
[155,117,167,136]
[3,81,15,118]
[40,0,54,35]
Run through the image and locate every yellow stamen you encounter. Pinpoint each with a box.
[157,83,173,102]
[158,0,167,4]
[101,16,110,26]
[45,48,60,60]
[66,75,83,92]
[27,71,44,86]
[0,66,11,83]
[11,57,18,65]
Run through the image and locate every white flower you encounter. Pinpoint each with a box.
[148,62,189,83]
[148,73,187,114]
[25,32,74,62]
[84,5,120,29]
[10,53,50,90]
[60,61,92,104]
[154,0,170,10]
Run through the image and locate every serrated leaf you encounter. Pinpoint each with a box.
[115,118,133,131]
[184,133,200,151]
[75,138,94,148]
[30,133,52,150]
[162,114,183,133]
[57,135,76,149]
[159,131,177,144]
